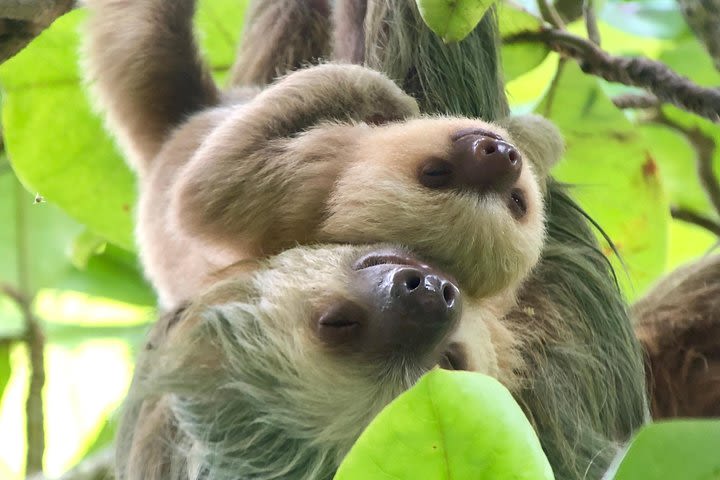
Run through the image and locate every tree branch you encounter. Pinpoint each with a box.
[542,58,567,117]
[505,28,720,122]
[0,0,75,64]
[671,206,720,236]
[583,0,601,46]
[677,0,720,72]
[5,179,46,475]
[537,0,565,29]
[612,93,660,110]
[0,283,45,475]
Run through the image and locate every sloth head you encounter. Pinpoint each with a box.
[130,245,516,480]
[319,114,563,298]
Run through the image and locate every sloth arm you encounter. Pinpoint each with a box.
[169,64,419,255]
[84,0,219,172]
[229,0,332,87]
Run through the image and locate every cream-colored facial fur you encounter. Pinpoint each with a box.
[119,244,522,480]
[84,0,563,310]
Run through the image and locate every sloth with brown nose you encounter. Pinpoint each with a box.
[119,245,496,480]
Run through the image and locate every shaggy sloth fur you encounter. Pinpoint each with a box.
[84,0,563,311]
[86,0,650,479]
[346,1,649,479]
[119,244,521,480]
[634,254,720,419]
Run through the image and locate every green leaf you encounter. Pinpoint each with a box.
[613,420,720,480]
[0,0,249,251]
[0,169,153,305]
[417,0,496,43]
[539,62,669,298]
[0,341,10,403]
[335,369,554,480]
[54,244,156,307]
[499,3,549,81]
[70,230,107,270]
[0,171,82,295]
[639,123,716,216]
[0,10,136,250]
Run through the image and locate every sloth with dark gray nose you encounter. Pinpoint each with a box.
[119,245,473,480]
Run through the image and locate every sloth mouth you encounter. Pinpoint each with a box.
[353,250,426,271]
[452,127,503,142]
[438,342,468,371]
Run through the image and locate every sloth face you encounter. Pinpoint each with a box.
[321,117,547,299]
[155,245,493,473]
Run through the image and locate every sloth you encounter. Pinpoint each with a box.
[85,1,647,480]
[633,254,720,419]
[83,0,563,311]
[118,244,522,480]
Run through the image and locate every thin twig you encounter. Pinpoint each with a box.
[537,0,565,29]
[671,206,720,236]
[0,0,75,64]
[8,179,45,475]
[612,93,660,110]
[583,0,601,46]
[651,110,720,216]
[505,28,720,122]
[542,58,567,117]
[676,0,720,72]
[1,284,45,475]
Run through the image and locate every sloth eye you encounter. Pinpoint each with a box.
[419,158,454,189]
[508,188,528,219]
[315,300,367,347]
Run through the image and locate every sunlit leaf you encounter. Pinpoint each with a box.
[539,62,669,297]
[0,0,249,251]
[417,0,497,43]
[335,370,554,480]
[56,244,156,307]
[613,420,720,480]
[0,10,136,250]
[0,342,10,403]
[667,220,717,272]
[499,2,549,81]
[70,230,107,270]
[0,172,82,295]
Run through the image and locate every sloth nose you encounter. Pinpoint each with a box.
[452,133,522,193]
[419,131,522,193]
[348,251,462,357]
[391,267,459,319]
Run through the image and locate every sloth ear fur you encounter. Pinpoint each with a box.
[500,114,564,181]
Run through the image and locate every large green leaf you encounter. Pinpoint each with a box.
[335,369,554,480]
[613,420,720,480]
[0,171,82,296]
[0,169,152,306]
[0,11,136,250]
[0,0,248,251]
[655,37,720,218]
[417,0,496,43]
[499,2,549,82]
[540,63,669,297]
[54,244,156,307]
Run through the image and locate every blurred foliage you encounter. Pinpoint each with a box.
[0,0,718,478]
[613,421,720,479]
[416,0,495,43]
